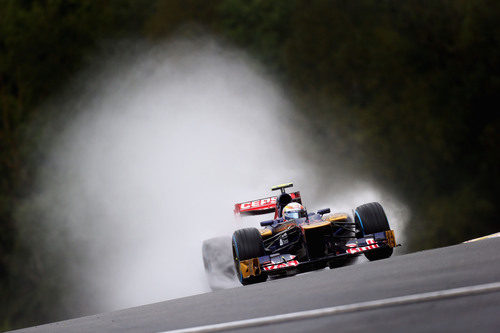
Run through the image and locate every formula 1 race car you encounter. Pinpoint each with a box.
[232,183,398,285]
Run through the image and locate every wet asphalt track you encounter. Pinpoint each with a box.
[12,237,500,333]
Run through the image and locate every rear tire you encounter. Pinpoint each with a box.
[354,202,393,261]
[232,228,267,285]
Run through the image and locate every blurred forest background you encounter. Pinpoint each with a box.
[1,0,498,330]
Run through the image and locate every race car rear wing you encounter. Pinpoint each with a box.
[234,191,302,216]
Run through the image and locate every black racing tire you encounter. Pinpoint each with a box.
[354,202,393,261]
[232,228,267,285]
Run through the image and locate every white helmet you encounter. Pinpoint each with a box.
[283,202,307,220]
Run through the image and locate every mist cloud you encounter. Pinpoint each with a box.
[37,36,407,313]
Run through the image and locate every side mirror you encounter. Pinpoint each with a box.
[317,208,331,215]
[260,220,274,226]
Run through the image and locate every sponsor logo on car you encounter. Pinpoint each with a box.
[347,244,380,254]
[239,197,277,210]
[263,260,299,271]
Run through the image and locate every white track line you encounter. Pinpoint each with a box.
[464,232,500,243]
[160,282,500,333]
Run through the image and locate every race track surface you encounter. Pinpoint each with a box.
[12,237,500,333]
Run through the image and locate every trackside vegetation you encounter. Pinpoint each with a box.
[1,0,498,330]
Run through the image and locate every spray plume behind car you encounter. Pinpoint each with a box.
[32,36,408,314]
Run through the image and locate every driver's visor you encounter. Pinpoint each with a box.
[284,210,306,219]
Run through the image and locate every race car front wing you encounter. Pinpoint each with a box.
[238,230,398,277]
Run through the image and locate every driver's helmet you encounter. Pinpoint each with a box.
[283,202,307,220]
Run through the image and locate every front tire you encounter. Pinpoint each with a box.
[232,228,267,285]
[354,202,393,261]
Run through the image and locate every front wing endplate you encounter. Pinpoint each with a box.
[239,258,261,278]
[386,230,396,248]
